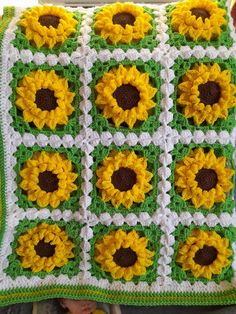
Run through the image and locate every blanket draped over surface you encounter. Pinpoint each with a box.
[0,0,236,307]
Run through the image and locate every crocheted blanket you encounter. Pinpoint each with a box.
[0,0,236,307]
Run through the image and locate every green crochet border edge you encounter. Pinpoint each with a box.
[5,218,82,279]
[170,143,235,216]
[89,59,162,135]
[89,223,162,285]
[13,144,84,212]
[89,7,158,52]
[171,223,236,284]
[0,6,16,250]
[0,285,236,306]
[12,10,82,56]
[170,57,236,133]
[90,144,160,216]
[166,0,234,49]
[9,61,81,137]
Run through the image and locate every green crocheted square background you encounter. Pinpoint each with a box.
[90,143,160,216]
[14,144,84,212]
[5,218,82,279]
[89,59,162,135]
[170,57,236,133]
[169,143,235,216]
[9,61,81,137]
[90,223,162,284]
[12,10,82,55]
[89,7,157,52]
[166,0,233,49]
[171,223,236,284]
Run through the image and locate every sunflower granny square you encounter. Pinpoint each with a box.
[0,0,236,307]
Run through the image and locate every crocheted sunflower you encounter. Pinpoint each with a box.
[175,148,234,209]
[95,65,157,128]
[177,63,236,125]
[16,69,75,130]
[171,0,227,41]
[95,229,154,281]
[176,229,232,280]
[20,6,78,48]
[94,3,152,44]
[16,223,75,272]
[20,151,78,208]
[96,150,153,209]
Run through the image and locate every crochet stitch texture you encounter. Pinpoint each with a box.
[0,0,236,307]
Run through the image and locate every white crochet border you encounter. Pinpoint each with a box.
[0,2,236,295]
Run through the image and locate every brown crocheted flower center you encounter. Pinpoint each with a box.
[112,12,135,28]
[35,240,56,257]
[195,168,218,191]
[35,88,58,111]
[111,167,137,191]
[113,247,137,267]
[38,171,59,192]
[113,84,140,110]
[194,245,218,266]
[198,81,221,105]
[38,14,60,28]
[190,8,210,21]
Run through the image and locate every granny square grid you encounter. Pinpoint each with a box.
[0,0,236,307]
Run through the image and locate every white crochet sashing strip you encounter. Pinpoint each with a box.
[168,43,236,60]
[0,14,23,273]
[11,127,236,149]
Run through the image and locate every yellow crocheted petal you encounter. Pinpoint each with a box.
[19,151,77,208]
[20,6,78,48]
[171,0,226,41]
[178,63,236,125]
[16,69,75,130]
[17,223,74,272]
[177,229,232,279]
[94,3,152,44]
[175,148,234,209]
[95,65,157,128]
[96,150,152,209]
[95,229,154,281]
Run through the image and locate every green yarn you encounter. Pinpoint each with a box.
[170,57,236,133]
[90,144,160,216]
[171,223,236,285]
[166,0,234,49]
[90,223,162,285]
[14,144,84,212]
[0,6,15,251]
[1,285,236,307]
[90,59,162,135]
[9,61,81,137]
[5,218,82,279]
[12,10,82,56]
[89,7,158,52]
[170,143,235,216]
